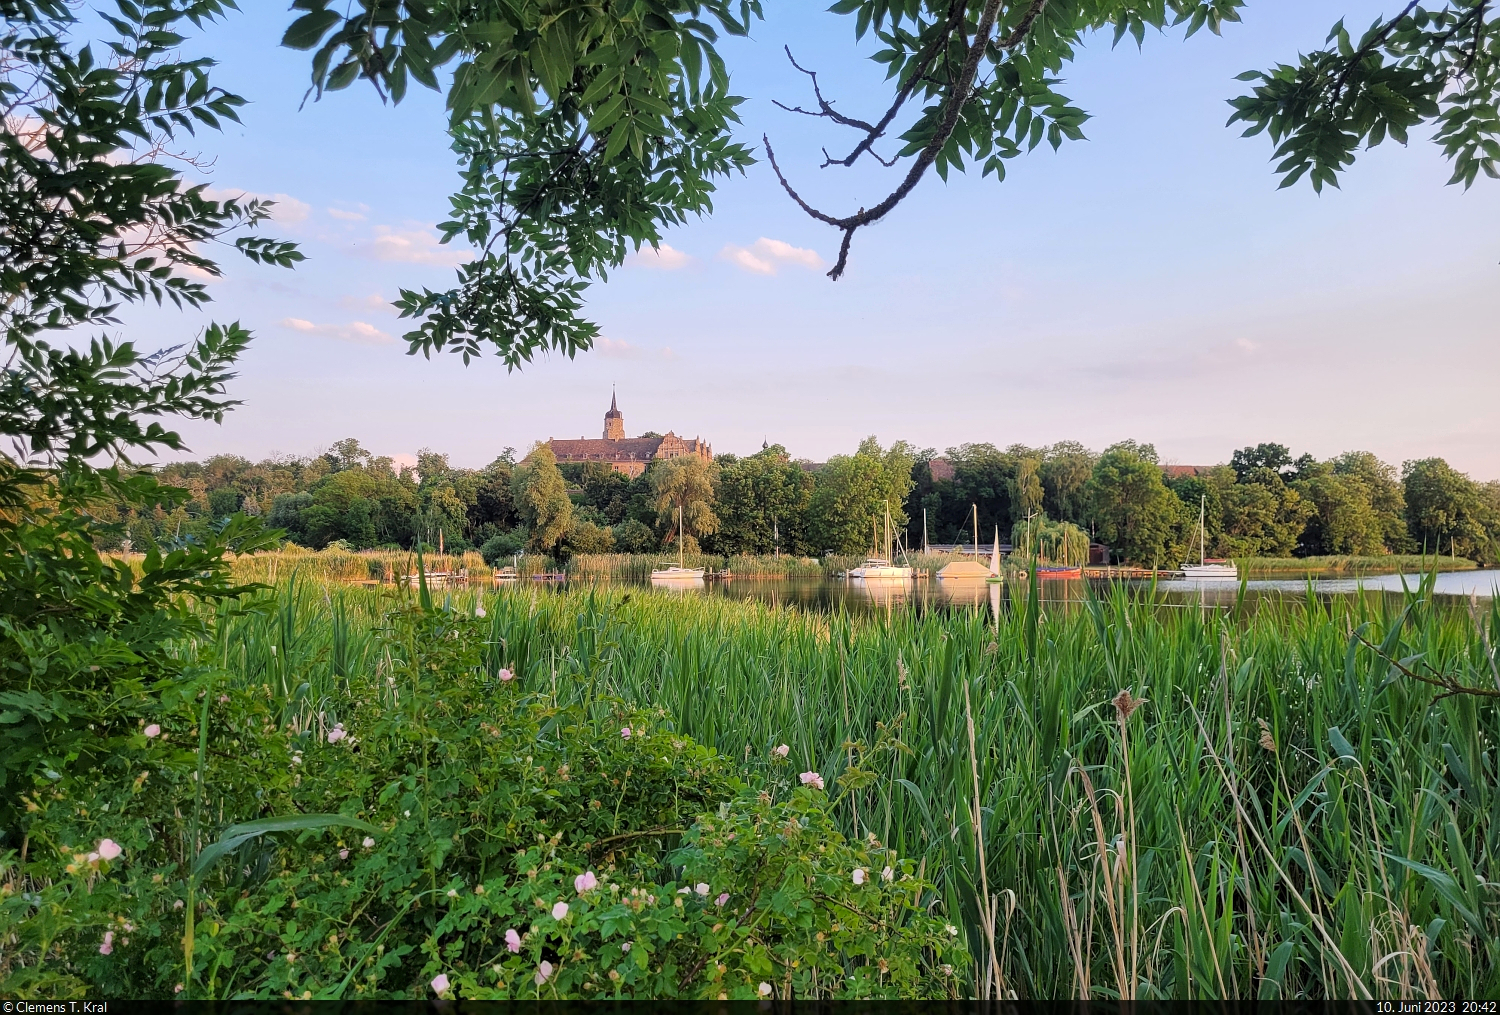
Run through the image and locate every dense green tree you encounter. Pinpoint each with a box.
[562,518,616,556]
[1230,443,1294,480]
[1165,467,1229,555]
[649,456,718,553]
[813,439,916,555]
[1040,442,1095,526]
[512,443,572,552]
[1403,457,1497,561]
[1331,451,1410,552]
[713,445,814,555]
[1218,467,1313,557]
[611,517,657,554]
[569,461,633,524]
[1085,447,1184,565]
[1293,468,1386,556]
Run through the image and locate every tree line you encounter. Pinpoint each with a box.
[123,438,1500,567]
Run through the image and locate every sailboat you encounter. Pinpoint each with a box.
[986,526,1003,583]
[651,505,706,580]
[1181,494,1238,580]
[848,502,913,579]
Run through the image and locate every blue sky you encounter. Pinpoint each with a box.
[123,2,1499,477]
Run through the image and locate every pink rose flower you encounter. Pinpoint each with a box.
[574,870,599,894]
[499,668,513,682]
[327,724,347,744]
[535,960,554,986]
[772,744,789,758]
[97,839,122,861]
[339,849,350,860]
[852,868,867,885]
[143,724,160,738]
[716,892,730,906]
[799,771,825,790]
[551,901,569,920]
[505,928,522,954]
[620,727,631,739]
[99,931,114,955]
[430,973,450,996]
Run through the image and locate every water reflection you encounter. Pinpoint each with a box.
[541,569,1500,617]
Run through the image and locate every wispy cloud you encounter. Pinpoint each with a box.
[327,206,367,222]
[202,187,311,224]
[279,317,394,346]
[361,225,471,266]
[596,336,676,361]
[627,243,692,270]
[339,292,400,316]
[719,237,823,275]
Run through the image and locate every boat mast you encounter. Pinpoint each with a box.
[1199,494,1206,566]
[972,503,979,561]
[923,509,929,555]
[679,503,685,568]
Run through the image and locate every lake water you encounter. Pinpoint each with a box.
[598,569,1500,616]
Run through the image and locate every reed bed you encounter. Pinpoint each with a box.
[1241,555,1478,575]
[208,576,1500,998]
[224,547,555,584]
[566,553,825,580]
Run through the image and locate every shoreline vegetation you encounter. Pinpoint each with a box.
[208,547,1482,587]
[26,573,1497,997]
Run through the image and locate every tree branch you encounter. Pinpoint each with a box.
[1355,633,1500,700]
[767,0,1020,280]
[1330,0,1420,106]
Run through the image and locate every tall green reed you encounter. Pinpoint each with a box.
[204,575,1500,998]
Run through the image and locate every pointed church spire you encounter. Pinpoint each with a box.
[610,388,618,413]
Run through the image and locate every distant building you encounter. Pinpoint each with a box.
[1162,464,1214,479]
[548,393,712,478]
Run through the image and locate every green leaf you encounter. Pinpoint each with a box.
[1327,726,1357,761]
[193,813,380,879]
[282,10,341,50]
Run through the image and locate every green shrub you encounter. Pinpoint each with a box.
[1,605,960,998]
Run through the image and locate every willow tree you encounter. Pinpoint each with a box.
[649,456,719,552]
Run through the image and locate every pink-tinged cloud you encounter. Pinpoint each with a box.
[719,238,823,275]
[279,317,394,346]
[339,292,400,316]
[201,187,311,224]
[596,336,676,361]
[327,207,367,222]
[627,243,692,270]
[362,226,471,266]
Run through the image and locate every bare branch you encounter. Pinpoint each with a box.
[768,0,1026,280]
[1355,633,1500,700]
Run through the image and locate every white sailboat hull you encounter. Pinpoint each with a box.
[1181,563,1239,580]
[651,567,706,580]
[848,558,912,579]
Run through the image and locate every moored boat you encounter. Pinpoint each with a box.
[652,505,706,580]
[1182,495,1238,580]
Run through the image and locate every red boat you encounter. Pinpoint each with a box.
[1035,566,1083,580]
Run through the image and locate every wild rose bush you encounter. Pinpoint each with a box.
[1,606,962,998]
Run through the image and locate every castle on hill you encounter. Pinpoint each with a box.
[548,393,712,478]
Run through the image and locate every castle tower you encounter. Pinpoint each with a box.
[602,390,625,440]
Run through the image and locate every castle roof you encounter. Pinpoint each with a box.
[605,390,622,419]
[550,436,665,462]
